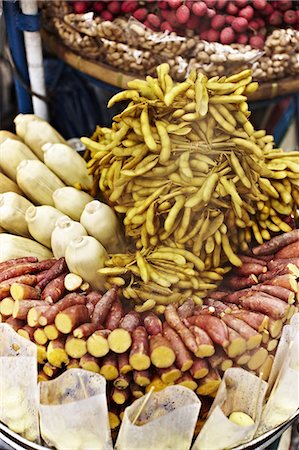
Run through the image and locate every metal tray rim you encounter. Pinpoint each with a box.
[0,409,298,450]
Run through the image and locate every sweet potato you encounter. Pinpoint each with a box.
[55,304,89,334]
[36,258,67,290]
[149,333,175,369]
[235,263,267,277]
[13,299,42,320]
[268,258,299,271]
[5,316,24,332]
[91,287,117,324]
[119,311,141,332]
[196,369,221,396]
[259,265,299,282]
[0,256,37,272]
[109,409,121,429]
[221,314,262,350]
[231,310,269,332]
[18,324,35,341]
[66,358,80,370]
[247,347,268,371]
[190,359,209,380]
[235,352,251,366]
[112,387,129,405]
[253,230,299,255]
[252,284,295,304]
[105,298,124,330]
[165,305,199,355]
[27,305,49,328]
[129,326,151,370]
[133,369,151,387]
[143,313,162,335]
[10,283,41,301]
[274,240,299,259]
[177,298,195,319]
[87,329,110,357]
[114,373,130,390]
[187,315,230,348]
[100,353,118,380]
[65,335,87,358]
[43,362,59,378]
[268,318,283,338]
[79,354,100,373]
[267,339,278,352]
[241,293,290,320]
[108,329,132,354]
[39,293,87,326]
[85,291,102,315]
[158,365,182,384]
[227,327,247,358]
[178,373,198,391]
[224,289,252,304]
[209,347,232,371]
[0,274,37,300]
[264,274,298,292]
[204,298,232,314]
[189,325,215,357]
[224,274,258,290]
[0,261,53,284]
[162,322,193,371]
[41,273,66,302]
[47,339,69,368]
[44,324,61,341]
[239,255,267,266]
[33,328,48,345]
[73,322,102,339]
[37,344,47,364]
[118,353,132,375]
[130,382,144,399]
[258,355,274,381]
[0,296,15,316]
[209,291,231,300]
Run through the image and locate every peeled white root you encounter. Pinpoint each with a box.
[229,412,255,427]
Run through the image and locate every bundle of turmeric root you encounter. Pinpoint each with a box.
[82,64,299,305]
[0,229,298,429]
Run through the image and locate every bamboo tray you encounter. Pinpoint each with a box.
[42,31,299,102]
[0,410,298,450]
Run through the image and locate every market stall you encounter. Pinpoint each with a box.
[1,1,299,450]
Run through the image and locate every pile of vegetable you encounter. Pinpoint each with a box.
[0,228,298,432]
[83,64,299,306]
[69,0,299,47]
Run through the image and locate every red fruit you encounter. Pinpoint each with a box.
[161,9,179,26]
[107,1,120,14]
[158,1,168,10]
[231,17,248,32]
[211,14,226,30]
[143,19,151,29]
[249,35,265,49]
[252,0,267,10]
[133,8,148,22]
[73,1,88,14]
[277,1,292,11]
[249,20,259,30]
[261,3,273,16]
[217,0,229,9]
[239,6,254,21]
[191,1,208,17]
[205,0,217,7]
[206,29,219,42]
[93,2,104,14]
[187,15,200,30]
[237,34,248,44]
[121,1,138,13]
[101,10,113,20]
[284,10,297,24]
[168,0,182,8]
[176,5,190,24]
[147,13,161,28]
[256,18,265,27]
[200,30,209,40]
[160,21,174,31]
[235,0,247,7]
[226,16,235,25]
[207,8,216,18]
[226,2,238,15]
[220,27,235,44]
[186,1,193,8]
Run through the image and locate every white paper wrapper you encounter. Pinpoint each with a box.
[267,324,291,394]
[192,368,267,450]
[115,385,201,450]
[39,368,112,450]
[0,324,40,442]
[256,315,299,436]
